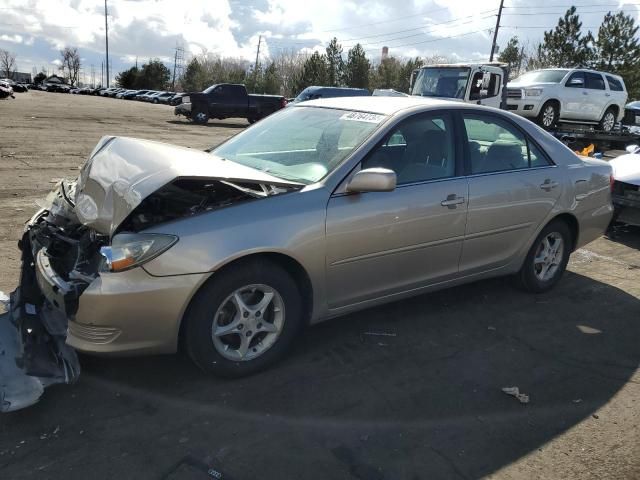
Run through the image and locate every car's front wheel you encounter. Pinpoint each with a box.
[537,101,559,130]
[185,259,304,377]
[516,220,572,293]
[599,107,616,132]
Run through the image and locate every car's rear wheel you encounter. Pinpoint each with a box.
[192,109,209,125]
[599,107,616,132]
[537,101,559,130]
[185,259,304,377]
[516,220,572,293]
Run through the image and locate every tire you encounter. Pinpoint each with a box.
[515,220,572,293]
[599,107,616,132]
[153,98,158,104]
[536,101,559,130]
[185,259,304,377]
[192,109,209,125]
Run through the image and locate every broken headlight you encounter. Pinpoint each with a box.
[100,233,178,272]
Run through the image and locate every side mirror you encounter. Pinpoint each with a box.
[346,168,397,193]
[626,144,639,154]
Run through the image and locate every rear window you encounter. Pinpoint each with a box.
[606,75,624,92]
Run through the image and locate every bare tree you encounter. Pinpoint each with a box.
[0,49,16,79]
[59,47,81,86]
[271,49,305,97]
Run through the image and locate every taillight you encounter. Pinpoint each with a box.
[610,174,615,192]
[281,97,287,108]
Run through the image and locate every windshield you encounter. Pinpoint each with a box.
[411,67,470,99]
[212,106,385,184]
[513,69,569,84]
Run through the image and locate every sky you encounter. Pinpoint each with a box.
[0,0,638,86]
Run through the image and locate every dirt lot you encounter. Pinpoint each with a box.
[1,91,639,479]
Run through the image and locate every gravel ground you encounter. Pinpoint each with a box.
[0,91,639,480]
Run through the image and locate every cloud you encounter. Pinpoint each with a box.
[0,34,25,44]
[0,0,638,77]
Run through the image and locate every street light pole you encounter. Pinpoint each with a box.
[104,0,110,87]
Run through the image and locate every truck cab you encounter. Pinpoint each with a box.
[410,63,508,109]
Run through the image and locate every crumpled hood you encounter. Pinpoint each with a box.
[609,153,640,186]
[74,136,300,236]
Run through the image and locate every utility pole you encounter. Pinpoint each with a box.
[253,35,261,90]
[489,0,504,62]
[172,48,178,90]
[101,61,104,87]
[104,0,110,87]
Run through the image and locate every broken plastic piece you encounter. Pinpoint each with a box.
[502,386,530,404]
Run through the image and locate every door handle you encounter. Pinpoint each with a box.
[441,195,465,208]
[539,180,559,191]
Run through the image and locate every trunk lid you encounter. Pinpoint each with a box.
[76,136,301,236]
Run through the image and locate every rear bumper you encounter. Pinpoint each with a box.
[174,102,191,117]
[612,184,640,227]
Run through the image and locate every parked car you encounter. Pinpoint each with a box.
[136,90,160,101]
[289,86,370,105]
[0,80,14,99]
[121,89,145,100]
[3,96,614,411]
[623,100,640,129]
[373,89,409,97]
[0,79,28,92]
[168,92,187,106]
[610,144,640,227]
[100,87,118,97]
[154,92,175,104]
[507,68,627,131]
[175,83,287,124]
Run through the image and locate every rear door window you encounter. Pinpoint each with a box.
[462,113,551,174]
[585,72,606,90]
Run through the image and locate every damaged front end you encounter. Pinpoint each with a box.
[610,152,640,228]
[2,136,302,412]
[2,180,103,412]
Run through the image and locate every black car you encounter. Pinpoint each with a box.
[623,101,640,127]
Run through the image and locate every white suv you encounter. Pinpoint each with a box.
[507,68,627,131]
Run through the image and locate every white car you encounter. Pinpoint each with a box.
[610,145,640,227]
[507,68,627,132]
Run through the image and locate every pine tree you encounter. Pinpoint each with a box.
[295,51,328,91]
[536,7,593,68]
[498,36,525,77]
[325,38,344,87]
[344,44,370,89]
[594,12,640,70]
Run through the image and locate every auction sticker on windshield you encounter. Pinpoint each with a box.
[340,112,386,123]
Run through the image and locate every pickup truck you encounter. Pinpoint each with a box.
[174,83,287,125]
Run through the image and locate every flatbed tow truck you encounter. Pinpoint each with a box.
[409,63,639,155]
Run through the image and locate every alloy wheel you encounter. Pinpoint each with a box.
[211,284,285,361]
[602,112,615,132]
[542,105,556,127]
[533,232,564,282]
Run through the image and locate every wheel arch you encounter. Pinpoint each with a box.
[549,212,579,252]
[177,251,314,350]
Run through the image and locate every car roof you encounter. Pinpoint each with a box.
[295,95,458,115]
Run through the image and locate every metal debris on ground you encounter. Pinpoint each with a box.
[502,386,530,404]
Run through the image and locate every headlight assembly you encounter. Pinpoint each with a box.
[100,233,178,272]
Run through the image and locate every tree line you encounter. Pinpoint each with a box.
[499,8,640,99]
